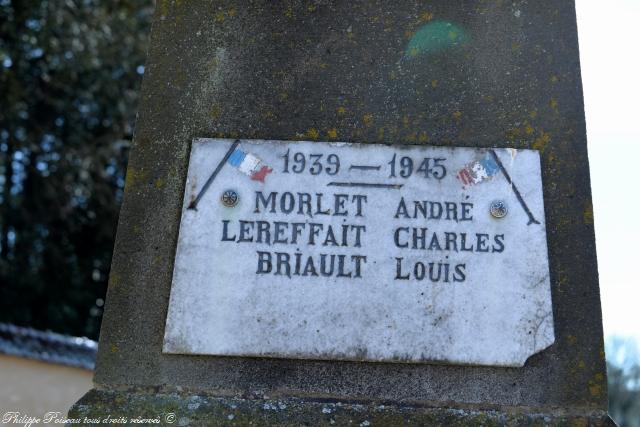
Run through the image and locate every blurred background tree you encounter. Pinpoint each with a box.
[0,0,153,339]
[607,337,640,427]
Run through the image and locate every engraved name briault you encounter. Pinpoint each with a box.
[221,191,368,278]
[217,151,505,283]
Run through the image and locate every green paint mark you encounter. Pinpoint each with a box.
[405,21,469,58]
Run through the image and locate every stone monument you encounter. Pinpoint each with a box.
[70,1,615,425]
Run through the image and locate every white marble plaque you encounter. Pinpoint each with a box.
[163,138,554,367]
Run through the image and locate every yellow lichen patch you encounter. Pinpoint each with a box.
[284,6,294,19]
[327,128,338,139]
[506,127,522,140]
[363,113,374,127]
[419,132,429,143]
[307,4,317,12]
[214,11,225,23]
[108,272,121,289]
[524,123,534,135]
[529,110,538,119]
[546,148,556,164]
[210,105,222,120]
[228,7,237,17]
[595,372,604,382]
[124,167,148,191]
[570,420,588,427]
[159,0,170,17]
[567,335,578,346]
[511,42,521,52]
[406,132,417,142]
[279,92,289,101]
[551,75,559,83]
[402,115,410,128]
[578,360,586,369]
[404,29,415,39]
[336,106,347,115]
[420,11,434,22]
[378,127,385,139]
[583,202,594,225]
[169,164,180,179]
[154,178,165,189]
[207,55,220,72]
[319,62,328,69]
[110,344,119,354]
[588,382,603,398]
[305,128,320,140]
[533,130,551,152]
[452,111,462,120]
[550,98,559,111]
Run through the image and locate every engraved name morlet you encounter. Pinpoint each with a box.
[163,138,554,367]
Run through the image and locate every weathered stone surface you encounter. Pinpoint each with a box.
[70,388,616,427]
[164,139,553,367]
[74,0,611,423]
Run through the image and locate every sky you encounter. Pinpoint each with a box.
[576,0,640,344]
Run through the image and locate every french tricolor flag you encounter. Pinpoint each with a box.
[457,153,500,186]
[227,148,273,183]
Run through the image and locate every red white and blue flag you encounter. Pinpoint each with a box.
[227,148,273,183]
[457,152,500,186]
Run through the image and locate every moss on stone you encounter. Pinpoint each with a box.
[69,389,615,427]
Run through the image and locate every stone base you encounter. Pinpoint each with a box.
[69,388,616,426]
